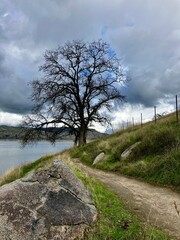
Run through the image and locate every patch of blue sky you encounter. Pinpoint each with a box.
[79,69,90,77]
[107,48,116,58]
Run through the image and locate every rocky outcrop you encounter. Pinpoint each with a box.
[0,160,97,240]
[121,142,141,160]
[93,152,106,165]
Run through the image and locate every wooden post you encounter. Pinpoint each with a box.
[154,106,157,124]
[141,113,143,128]
[132,117,134,128]
[176,95,179,123]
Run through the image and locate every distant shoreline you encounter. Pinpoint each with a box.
[0,139,74,142]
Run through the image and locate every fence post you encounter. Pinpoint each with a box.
[176,95,179,123]
[132,117,134,128]
[154,106,157,124]
[141,113,143,128]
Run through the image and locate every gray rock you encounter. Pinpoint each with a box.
[0,160,97,240]
[121,142,141,160]
[93,152,105,165]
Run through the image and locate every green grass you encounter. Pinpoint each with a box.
[70,112,180,191]
[74,166,169,240]
[0,154,57,186]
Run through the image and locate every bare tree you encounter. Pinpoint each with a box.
[22,39,126,146]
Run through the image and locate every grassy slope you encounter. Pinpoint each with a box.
[70,112,180,191]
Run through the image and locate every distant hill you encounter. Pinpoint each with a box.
[0,125,107,141]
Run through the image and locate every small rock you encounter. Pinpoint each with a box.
[121,142,141,160]
[93,152,105,165]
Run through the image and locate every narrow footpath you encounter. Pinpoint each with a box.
[74,160,180,240]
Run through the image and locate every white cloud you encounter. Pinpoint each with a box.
[2,12,9,18]
[0,112,22,126]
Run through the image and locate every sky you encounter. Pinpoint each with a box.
[0,0,180,131]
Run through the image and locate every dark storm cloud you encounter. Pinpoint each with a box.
[0,76,33,114]
[0,50,33,114]
[109,0,180,107]
[0,0,105,116]
[0,0,180,119]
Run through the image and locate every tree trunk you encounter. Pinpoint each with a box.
[78,126,87,146]
[74,133,78,147]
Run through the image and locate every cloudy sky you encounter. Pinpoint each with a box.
[0,0,180,130]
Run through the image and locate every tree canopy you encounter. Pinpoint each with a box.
[22,39,126,146]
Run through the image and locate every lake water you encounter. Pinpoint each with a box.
[0,141,73,177]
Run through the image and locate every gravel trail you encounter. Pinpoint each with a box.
[74,160,180,240]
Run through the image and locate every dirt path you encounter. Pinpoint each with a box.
[74,160,180,240]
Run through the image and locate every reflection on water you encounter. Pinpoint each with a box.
[0,141,73,176]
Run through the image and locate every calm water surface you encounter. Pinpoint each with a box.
[0,141,73,176]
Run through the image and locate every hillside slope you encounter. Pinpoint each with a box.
[0,125,106,141]
[71,111,180,191]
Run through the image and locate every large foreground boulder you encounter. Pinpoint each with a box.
[0,160,97,240]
